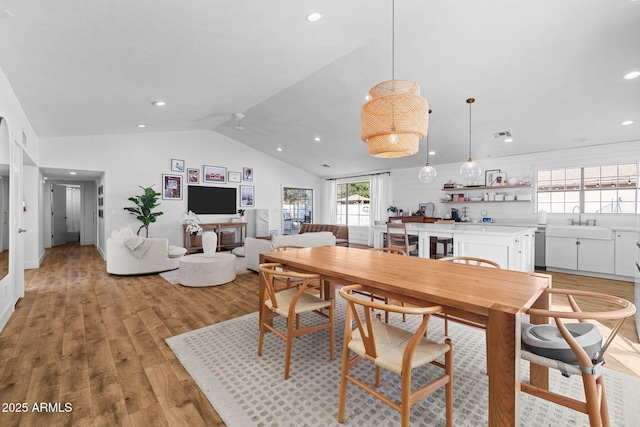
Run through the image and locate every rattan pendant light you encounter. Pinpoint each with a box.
[459,98,482,182]
[361,0,428,158]
[418,109,437,183]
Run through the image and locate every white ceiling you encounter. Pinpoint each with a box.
[0,0,638,179]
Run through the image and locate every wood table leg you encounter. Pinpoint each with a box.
[488,304,521,427]
[528,289,551,390]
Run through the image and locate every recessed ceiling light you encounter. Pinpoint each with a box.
[306,12,323,22]
[277,147,283,152]
[314,137,321,142]
[504,138,514,143]
[136,124,146,128]
[69,172,77,175]
[624,71,640,80]
[428,151,436,156]
[152,100,166,107]
[44,177,48,180]
[621,120,634,126]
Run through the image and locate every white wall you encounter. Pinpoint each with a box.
[389,141,640,228]
[0,66,40,332]
[38,130,323,252]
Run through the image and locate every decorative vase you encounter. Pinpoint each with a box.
[201,231,217,258]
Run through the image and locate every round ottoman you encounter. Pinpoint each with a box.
[179,253,236,287]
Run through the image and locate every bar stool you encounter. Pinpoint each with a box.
[430,236,453,259]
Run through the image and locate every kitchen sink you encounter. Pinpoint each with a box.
[545,225,613,240]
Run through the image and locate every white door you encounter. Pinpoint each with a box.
[51,184,67,246]
[11,139,24,301]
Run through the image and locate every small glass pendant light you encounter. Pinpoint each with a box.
[418,109,437,183]
[459,98,482,182]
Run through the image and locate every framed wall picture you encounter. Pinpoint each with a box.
[187,168,199,183]
[243,167,253,181]
[228,171,241,183]
[240,185,255,207]
[171,159,185,172]
[485,169,501,187]
[491,172,507,186]
[203,165,227,183]
[162,174,183,200]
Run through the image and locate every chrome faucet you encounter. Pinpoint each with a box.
[571,206,582,225]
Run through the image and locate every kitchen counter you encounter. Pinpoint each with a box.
[372,223,536,272]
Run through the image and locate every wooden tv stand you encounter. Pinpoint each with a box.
[183,222,247,254]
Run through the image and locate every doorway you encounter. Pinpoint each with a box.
[44,177,99,249]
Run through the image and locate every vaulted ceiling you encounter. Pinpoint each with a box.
[0,0,638,178]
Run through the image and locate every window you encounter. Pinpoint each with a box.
[537,163,638,213]
[282,188,312,235]
[336,181,370,226]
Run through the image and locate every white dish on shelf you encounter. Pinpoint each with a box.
[516,194,532,201]
[504,195,515,201]
[470,197,483,201]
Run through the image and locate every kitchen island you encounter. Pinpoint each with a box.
[372,223,536,272]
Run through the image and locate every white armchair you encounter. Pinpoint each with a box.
[106,227,187,275]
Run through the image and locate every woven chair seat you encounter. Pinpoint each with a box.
[265,287,331,316]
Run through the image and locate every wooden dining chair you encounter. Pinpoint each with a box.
[271,245,323,297]
[521,288,636,427]
[258,263,334,379]
[386,223,418,256]
[437,256,501,335]
[338,285,453,427]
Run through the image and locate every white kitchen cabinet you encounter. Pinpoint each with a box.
[516,231,535,273]
[546,236,614,274]
[578,238,614,274]
[615,231,638,277]
[546,236,577,270]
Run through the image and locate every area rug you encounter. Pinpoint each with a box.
[159,253,250,285]
[166,296,640,427]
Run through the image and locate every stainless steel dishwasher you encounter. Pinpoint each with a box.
[534,227,546,269]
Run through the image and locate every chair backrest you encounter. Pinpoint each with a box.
[258,263,320,311]
[525,288,636,366]
[386,223,409,249]
[438,256,501,268]
[369,247,406,256]
[339,284,442,359]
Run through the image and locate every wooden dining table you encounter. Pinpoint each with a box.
[259,246,552,426]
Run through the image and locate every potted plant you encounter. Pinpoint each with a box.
[180,211,202,234]
[124,185,163,237]
[237,209,246,221]
[387,206,398,214]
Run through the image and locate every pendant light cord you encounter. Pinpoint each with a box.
[467,98,475,161]
[468,101,472,159]
[391,0,395,81]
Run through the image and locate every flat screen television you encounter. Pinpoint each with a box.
[187,186,237,214]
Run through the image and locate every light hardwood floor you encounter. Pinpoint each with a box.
[0,243,638,426]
